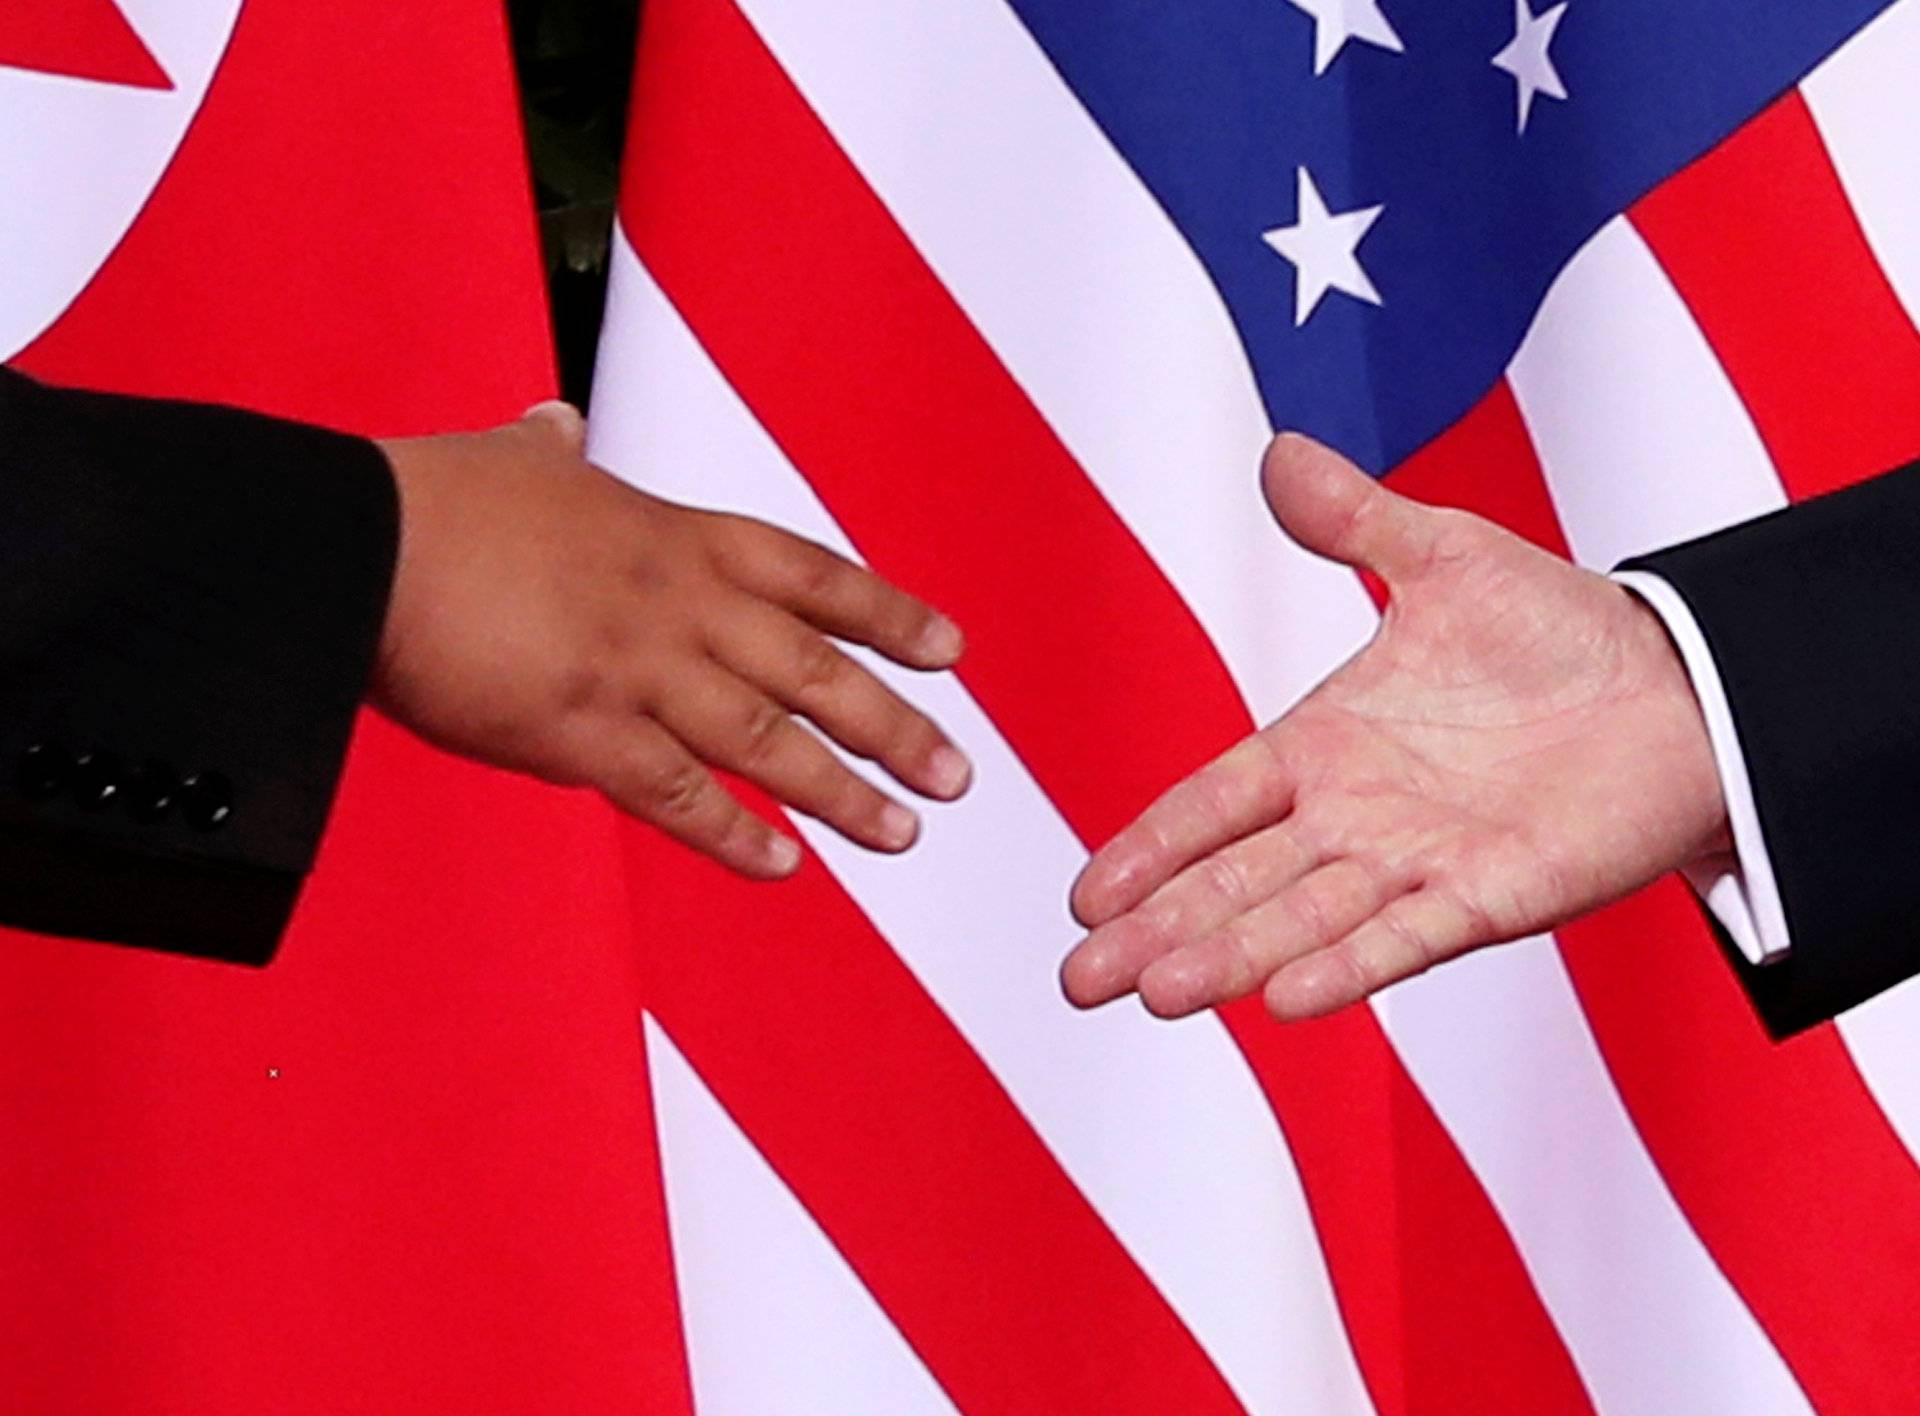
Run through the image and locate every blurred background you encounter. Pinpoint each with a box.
[508,0,641,408]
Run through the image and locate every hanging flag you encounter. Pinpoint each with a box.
[594,0,1920,1411]
[0,6,692,1412]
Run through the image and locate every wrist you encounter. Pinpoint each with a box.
[370,436,434,709]
[1614,573,1734,864]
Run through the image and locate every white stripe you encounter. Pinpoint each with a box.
[1831,976,1920,1165]
[1375,943,1811,1416]
[594,236,1374,1416]
[1803,0,1920,332]
[730,2,1819,1407]
[735,0,1381,727]
[644,1016,960,1416]
[1510,218,1788,569]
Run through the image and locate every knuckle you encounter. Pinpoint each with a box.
[791,546,848,603]
[1343,940,1394,995]
[642,760,713,821]
[828,764,885,819]
[713,801,766,855]
[556,661,606,716]
[1426,505,1480,544]
[887,595,938,646]
[1376,907,1435,973]
[1527,832,1585,912]
[1325,479,1375,555]
[736,699,790,763]
[1471,835,1561,937]
[1254,729,1297,780]
[1179,772,1239,831]
[870,699,939,760]
[1295,798,1364,863]
[1451,886,1502,949]
[903,712,948,762]
[814,765,891,834]
[702,512,758,567]
[1419,508,1483,574]
[1208,920,1266,997]
[1282,880,1335,941]
[1286,799,1331,856]
[1199,851,1251,911]
[792,635,848,700]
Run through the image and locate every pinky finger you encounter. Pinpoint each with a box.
[601,717,804,880]
[1261,888,1482,1023]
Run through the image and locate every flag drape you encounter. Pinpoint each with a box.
[0,5,693,1411]
[595,1,1920,1412]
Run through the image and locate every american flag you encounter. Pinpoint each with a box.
[592,1,1920,1412]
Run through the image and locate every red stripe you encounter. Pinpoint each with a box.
[625,810,1247,1415]
[621,3,1595,1411]
[1391,379,1920,1416]
[1633,91,1920,501]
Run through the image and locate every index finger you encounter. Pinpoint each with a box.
[1070,729,1297,929]
[717,521,964,670]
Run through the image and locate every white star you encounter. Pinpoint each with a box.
[1285,0,1404,76]
[1491,0,1570,134]
[1262,167,1385,326]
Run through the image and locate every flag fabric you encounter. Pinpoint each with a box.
[594,1,1920,1413]
[0,6,691,1412]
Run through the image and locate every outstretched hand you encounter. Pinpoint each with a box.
[373,402,970,880]
[1062,435,1729,1023]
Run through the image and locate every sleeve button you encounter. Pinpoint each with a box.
[124,760,180,823]
[71,750,124,811]
[179,770,234,831]
[17,742,72,801]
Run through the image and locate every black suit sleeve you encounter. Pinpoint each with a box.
[1622,460,1920,1037]
[0,367,399,965]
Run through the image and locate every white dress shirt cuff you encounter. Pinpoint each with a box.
[1612,570,1792,965]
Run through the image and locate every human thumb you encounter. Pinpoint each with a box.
[1261,433,1439,585]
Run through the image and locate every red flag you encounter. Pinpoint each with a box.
[0,6,691,1411]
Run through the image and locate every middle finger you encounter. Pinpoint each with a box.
[661,661,922,854]
[709,596,971,801]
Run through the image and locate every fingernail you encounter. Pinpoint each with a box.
[522,399,587,442]
[878,802,920,850]
[920,615,965,665]
[926,745,973,799]
[766,835,802,875]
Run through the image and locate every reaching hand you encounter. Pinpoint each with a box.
[372,402,971,879]
[1062,434,1729,1023]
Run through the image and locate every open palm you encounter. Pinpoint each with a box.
[1062,435,1730,1022]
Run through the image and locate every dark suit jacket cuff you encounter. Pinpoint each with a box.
[0,823,297,966]
[0,370,399,964]
[1621,459,1920,1036]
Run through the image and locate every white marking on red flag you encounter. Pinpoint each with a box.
[0,0,242,359]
